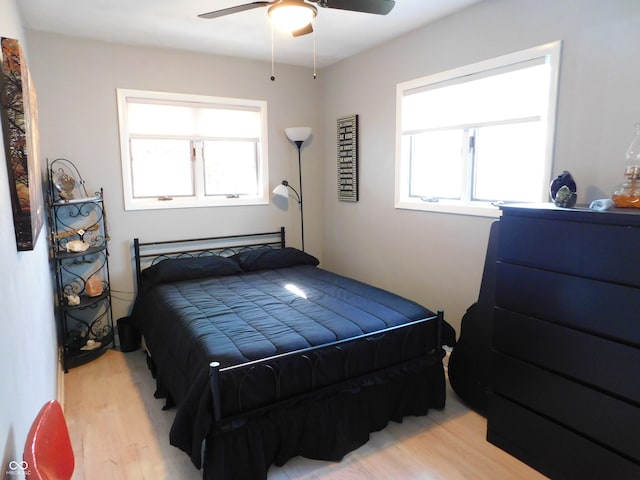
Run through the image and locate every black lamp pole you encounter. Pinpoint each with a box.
[294,140,305,251]
[284,127,311,252]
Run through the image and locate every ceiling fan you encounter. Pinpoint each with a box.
[198,0,396,37]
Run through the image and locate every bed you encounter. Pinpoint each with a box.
[129,228,455,480]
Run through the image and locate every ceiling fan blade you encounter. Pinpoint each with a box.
[198,1,272,19]
[292,23,314,37]
[316,0,395,15]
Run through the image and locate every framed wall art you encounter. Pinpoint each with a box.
[1,37,44,251]
[337,114,358,202]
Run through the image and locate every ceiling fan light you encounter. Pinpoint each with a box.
[268,2,317,32]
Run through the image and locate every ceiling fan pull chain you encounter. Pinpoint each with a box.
[313,21,317,79]
[270,21,276,81]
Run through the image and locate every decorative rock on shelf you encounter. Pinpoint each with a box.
[85,274,104,297]
[66,293,80,306]
[65,239,90,253]
[80,339,102,351]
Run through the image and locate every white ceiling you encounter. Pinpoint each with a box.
[17,0,482,68]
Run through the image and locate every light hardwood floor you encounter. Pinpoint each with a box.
[64,349,547,480]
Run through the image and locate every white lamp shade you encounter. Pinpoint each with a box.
[269,2,316,32]
[273,183,290,199]
[285,127,312,143]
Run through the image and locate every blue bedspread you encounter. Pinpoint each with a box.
[131,262,454,469]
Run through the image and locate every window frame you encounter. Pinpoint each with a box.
[116,89,269,211]
[394,41,562,217]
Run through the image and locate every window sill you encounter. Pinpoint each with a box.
[394,199,502,218]
[124,196,269,211]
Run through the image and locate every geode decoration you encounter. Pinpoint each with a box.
[550,171,577,208]
[553,185,577,208]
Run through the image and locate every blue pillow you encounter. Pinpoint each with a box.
[232,247,319,272]
[141,254,243,288]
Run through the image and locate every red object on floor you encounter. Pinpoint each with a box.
[23,400,75,480]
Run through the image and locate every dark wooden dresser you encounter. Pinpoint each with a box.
[488,204,640,479]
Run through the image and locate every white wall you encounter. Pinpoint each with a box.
[320,0,640,332]
[0,0,58,476]
[25,33,323,321]
[23,0,640,341]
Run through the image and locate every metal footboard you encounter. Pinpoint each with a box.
[209,310,446,425]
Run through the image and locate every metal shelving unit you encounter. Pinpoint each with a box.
[47,158,115,371]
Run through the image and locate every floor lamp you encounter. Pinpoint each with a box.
[273,127,312,251]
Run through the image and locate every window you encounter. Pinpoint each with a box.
[395,42,561,217]
[117,89,268,210]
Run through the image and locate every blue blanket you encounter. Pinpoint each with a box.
[131,260,454,469]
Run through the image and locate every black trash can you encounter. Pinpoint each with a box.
[117,316,141,352]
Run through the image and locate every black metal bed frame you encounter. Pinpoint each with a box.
[132,227,446,473]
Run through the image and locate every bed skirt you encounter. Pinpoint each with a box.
[201,354,446,480]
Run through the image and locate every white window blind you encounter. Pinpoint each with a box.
[401,59,550,134]
[126,100,261,139]
[117,89,269,210]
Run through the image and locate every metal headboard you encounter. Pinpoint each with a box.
[133,227,285,291]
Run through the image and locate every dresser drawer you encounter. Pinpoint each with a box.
[488,394,640,480]
[493,308,640,404]
[492,351,640,462]
[496,262,640,347]
[499,214,640,287]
